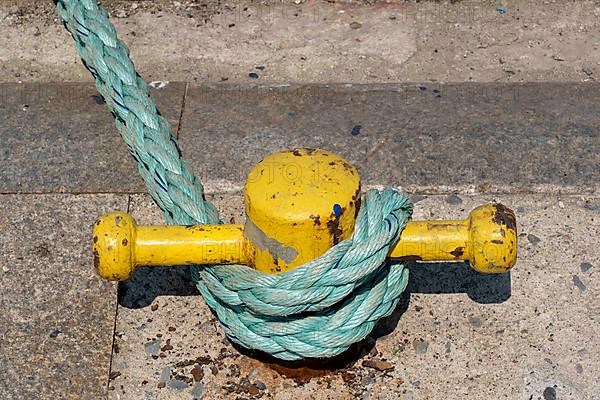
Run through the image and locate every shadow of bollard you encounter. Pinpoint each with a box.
[118,260,510,309]
[406,261,512,304]
[369,261,510,348]
[117,260,510,375]
[118,266,197,309]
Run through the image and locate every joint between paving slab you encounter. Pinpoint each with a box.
[1,186,599,197]
[198,186,600,198]
[105,195,132,398]
[173,81,189,140]
[105,289,120,398]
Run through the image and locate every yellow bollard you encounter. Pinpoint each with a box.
[93,149,517,281]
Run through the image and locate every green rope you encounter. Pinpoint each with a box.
[56,0,413,360]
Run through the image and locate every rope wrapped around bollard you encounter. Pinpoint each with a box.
[55,0,414,360]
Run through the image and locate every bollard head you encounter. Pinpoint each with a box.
[467,204,518,273]
[244,148,361,274]
[93,211,137,281]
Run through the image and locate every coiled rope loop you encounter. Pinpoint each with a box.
[56,0,413,360]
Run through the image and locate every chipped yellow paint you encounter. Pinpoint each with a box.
[93,212,135,282]
[390,204,517,273]
[93,149,517,281]
[93,212,246,281]
[243,148,361,273]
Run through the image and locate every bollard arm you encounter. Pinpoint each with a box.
[389,203,517,273]
[93,204,517,282]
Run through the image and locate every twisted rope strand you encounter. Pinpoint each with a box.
[55,0,219,226]
[56,0,413,360]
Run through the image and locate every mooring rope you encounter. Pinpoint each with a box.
[56,0,413,360]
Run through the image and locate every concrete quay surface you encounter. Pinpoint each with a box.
[3,1,600,84]
[109,193,599,400]
[1,81,599,400]
[2,82,599,195]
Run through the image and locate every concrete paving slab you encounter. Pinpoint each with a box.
[179,83,600,195]
[0,82,185,193]
[3,1,600,84]
[0,194,128,399]
[110,193,600,400]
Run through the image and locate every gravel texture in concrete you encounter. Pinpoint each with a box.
[0,194,128,400]
[109,193,600,400]
[2,1,599,83]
